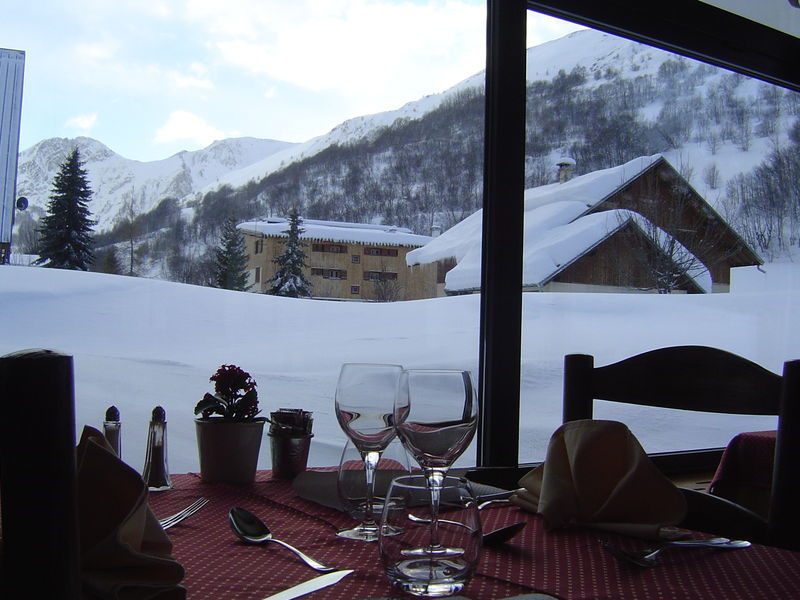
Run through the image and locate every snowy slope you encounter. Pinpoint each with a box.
[1,264,795,474]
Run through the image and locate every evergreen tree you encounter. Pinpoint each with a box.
[35,148,96,270]
[212,218,250,291]
[268,208,313,297]
[98,246,123,275]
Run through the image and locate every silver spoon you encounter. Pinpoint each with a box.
[228,507,334,572]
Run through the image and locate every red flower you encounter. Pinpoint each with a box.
[195,364,261,421]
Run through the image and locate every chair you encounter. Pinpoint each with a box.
[563,346,800,550]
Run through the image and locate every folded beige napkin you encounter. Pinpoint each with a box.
[77,426,185,600]
[511,420,687,540]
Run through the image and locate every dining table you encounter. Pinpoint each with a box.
[147,469,800,599]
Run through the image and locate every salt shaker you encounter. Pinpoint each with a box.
[103,405,122,459]
[142,405,172,491]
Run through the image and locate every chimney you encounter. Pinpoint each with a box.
[556,157,576,183]
[430,224,442,238]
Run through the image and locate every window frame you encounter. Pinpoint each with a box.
[477,0,800,470]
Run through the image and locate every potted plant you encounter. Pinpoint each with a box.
[194,364,266,484]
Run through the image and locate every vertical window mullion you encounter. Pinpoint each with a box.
[478,0,527,467]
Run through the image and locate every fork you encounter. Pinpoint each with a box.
[601,538,749,568]
[158,497,210,530]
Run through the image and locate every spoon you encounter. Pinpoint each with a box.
[228,507,334,572]
[407,513,526,546]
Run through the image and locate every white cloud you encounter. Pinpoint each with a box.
[186,1,487,107]
[65,113,98,132]
[170,71,215,90]
[527,12,585,46]
[73,39,120,63]
[182,1,583,120]
[154,110,226,147]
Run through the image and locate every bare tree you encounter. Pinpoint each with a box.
[367,261,405,302]
[703,163,721,190]
[616,175,743,293]
[114,188,141,276]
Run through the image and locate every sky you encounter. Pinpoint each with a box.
[1,1,583,162]
[2,260,794,475]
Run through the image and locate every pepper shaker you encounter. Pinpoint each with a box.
[103,405,122,459]
[142,406,172,491]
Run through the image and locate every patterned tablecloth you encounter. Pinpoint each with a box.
[709,430,776,518]
[149,471,800,600]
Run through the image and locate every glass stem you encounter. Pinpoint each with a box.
[425,467,447,548]
[362,450,381,526]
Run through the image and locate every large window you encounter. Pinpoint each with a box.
[476,0,800,468]
[2,3,487,475]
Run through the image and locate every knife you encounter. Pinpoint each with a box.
[263,569,354,600]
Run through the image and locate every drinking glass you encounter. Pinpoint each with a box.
[394,369,478,554]
[335,363,404,541]
[380,474,481,598]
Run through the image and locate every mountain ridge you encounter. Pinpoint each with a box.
[13,28,799,280]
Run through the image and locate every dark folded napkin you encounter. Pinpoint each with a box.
[511,420,687,540]
[292,469,406,510]
[78,426,185,600]
[293,468,509,511]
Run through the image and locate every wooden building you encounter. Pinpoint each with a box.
[408,154,761,295]
[239,217,437,301]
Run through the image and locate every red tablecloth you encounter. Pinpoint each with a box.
[150,471,800,599]
[709,431,776,518]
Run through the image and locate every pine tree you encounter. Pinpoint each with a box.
[212,218,250,291]
[35,148,96,270]
[98,246,123,275]
[268,208,313,298]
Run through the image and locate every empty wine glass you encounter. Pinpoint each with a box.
[394,369,478,556]
[335,363,404,541]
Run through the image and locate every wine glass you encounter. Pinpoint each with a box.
[338,437,410,534]
[394,369,478,557]
[334,362,404,541]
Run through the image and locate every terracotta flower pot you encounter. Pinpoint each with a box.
[195,418,265,484]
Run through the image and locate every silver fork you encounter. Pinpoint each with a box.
[158,497,210,530]
[601,538,749,568]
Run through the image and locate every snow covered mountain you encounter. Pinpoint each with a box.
[16,136,296,231]
[15,28,796,251]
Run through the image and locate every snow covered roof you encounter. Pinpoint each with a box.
[406,154,715,293]
[239,217,432,248]
[523,154,662,213]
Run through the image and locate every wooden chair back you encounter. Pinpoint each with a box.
[562,346,799,550]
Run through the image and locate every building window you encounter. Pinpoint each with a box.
[364,247,398,257]
[311,268,347,279]
[254,239,264,254]
[350,285,360,295]
[352,255,360,264]
[254,267,261,283]
[312,243,347,253]
[364,271,398,281]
